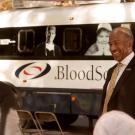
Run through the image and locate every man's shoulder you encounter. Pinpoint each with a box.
[0,81,15,94]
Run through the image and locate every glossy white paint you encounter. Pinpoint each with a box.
[0,3,135,27]
[0,60,116,89]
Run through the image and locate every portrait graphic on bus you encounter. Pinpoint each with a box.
[35,25,62,57]
[45,26,62,56]
[85,23,112,56]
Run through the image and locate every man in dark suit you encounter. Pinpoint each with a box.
[101,26,135,118]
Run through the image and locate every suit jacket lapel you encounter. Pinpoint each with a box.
[101,66,116,105]
[110,56,135,99]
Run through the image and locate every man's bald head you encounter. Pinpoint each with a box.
[109,27,134,62]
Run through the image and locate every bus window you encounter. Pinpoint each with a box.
[18,29,35,53]
[63,28,82,52]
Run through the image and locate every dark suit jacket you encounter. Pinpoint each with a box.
[101,56,135,118]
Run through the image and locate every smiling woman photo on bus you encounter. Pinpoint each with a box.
[85,23,112,56]
[45,26,62,56]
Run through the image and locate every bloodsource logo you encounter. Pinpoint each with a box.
[15,62,51,81]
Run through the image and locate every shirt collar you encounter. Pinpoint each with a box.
[121,51,134,66]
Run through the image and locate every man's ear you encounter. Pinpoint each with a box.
[128,39,133,50]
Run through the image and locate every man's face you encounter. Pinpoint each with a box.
[49,28,56,42]
[109,32,132,62]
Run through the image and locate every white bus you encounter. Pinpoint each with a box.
[0,1,135,125]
